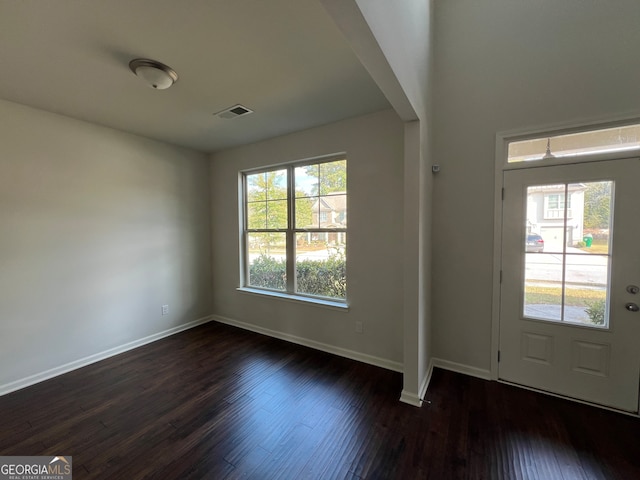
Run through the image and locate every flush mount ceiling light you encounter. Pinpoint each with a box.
[129,58,178,90]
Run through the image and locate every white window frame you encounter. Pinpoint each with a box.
[238,154,348,308]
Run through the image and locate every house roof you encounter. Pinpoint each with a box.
[314,194,347,212]
[0,0,390,153]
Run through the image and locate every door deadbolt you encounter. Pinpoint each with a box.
[626,285,640,295]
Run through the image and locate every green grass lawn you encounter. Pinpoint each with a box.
[576,238,609,254]
[525,285,605,307]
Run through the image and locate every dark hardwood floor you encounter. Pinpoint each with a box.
[1,321,638,479]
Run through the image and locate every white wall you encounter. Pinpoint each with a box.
[432,0,640,371]
[210,109,404,367]
[0,99,212,390]
[355,0,431,119]
[350,0,434,402]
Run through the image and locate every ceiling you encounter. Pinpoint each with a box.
[0,0,390,153]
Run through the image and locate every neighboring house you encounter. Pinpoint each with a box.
[298,193,347,247]
[311,193,347,228]
[526,184,586,248]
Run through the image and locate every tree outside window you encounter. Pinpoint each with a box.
[243,157,347,301]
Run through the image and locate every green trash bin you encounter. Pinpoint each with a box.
[583,234,593,247]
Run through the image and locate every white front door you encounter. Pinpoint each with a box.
[499,158,640,412]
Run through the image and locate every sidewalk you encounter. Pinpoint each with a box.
[524,304,596,324]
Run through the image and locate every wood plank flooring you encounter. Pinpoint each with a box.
[1,321,639,479]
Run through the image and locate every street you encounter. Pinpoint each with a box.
[525,248,608,287]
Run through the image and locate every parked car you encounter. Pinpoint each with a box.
[526,233,544,253]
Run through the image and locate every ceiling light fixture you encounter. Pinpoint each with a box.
[542,138,556,160]
[129,58,178,90]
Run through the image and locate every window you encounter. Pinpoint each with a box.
[242,157,347,302]
[544,191,572,219]
[507,122,640,163]
[523,181,612,327]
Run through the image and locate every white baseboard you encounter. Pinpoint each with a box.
[431,357,492,380]
[399,390,423,407]
[212,314,403,373]
[399,360,434,408]
[0,315,215,397]
[400,358,490,407]
[420,360,434,399]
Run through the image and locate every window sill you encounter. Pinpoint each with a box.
[237,287,349,311]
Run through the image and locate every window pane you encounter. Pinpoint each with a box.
[296,232,346,299]
[247,232,286,290]
[574,181,612,255]
[564,256,609,326]
[527,185,565,253]
[319,160,347,195]
[266,199,287,229]
[524,253,563,321]
[246,202,266,229]
[523,181,612,327]
[318,194,347,227]
[508,123,640,163]
[247,172,267,201]
[266,169,288,200]
[295,197,314,229]
[295,165,318,197]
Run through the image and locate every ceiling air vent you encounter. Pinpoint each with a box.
[214,104,254,119]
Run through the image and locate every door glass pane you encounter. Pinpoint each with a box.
[247,232,286,290]
[572,181,613,255]
[527,184,563,254]
[524,253,563,321]
[523,182,613,327]
[564,256,609,326]
[295,232,346,299]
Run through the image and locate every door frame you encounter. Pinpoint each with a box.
[491,115,640,414]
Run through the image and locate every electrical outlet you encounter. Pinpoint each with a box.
[355,321,363,333]
[161,304,169,316]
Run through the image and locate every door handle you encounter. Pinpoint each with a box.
[625,303,639,312]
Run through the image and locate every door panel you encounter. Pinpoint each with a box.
[499,158,640,412]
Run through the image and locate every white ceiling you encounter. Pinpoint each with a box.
[0,0,390,153]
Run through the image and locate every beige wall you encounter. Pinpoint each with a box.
[0,99,212,390]
[337,0,434,403]
[210,109,404,367]
[432,0,640,371]
[355,0,431,119]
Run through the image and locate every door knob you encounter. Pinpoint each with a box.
[625,303,639,312]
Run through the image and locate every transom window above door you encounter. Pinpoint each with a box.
[507,122,640,163]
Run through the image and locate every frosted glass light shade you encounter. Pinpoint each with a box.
[129,59,178,90]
